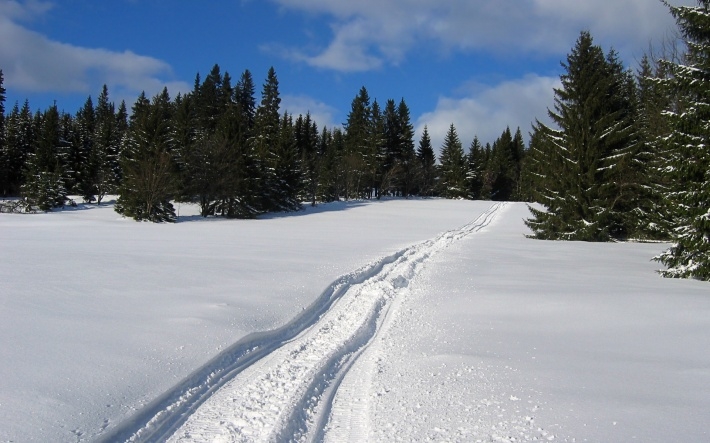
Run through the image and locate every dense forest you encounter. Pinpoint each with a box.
[0,1,708,280]
[0,66,528,216]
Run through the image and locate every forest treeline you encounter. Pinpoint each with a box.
[0,1,708,280]
[0,65,530,218]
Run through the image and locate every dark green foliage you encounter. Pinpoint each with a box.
[525,31,638,241]
[316,126,343,202]
[252,67,295,213]
[272,112,302,212]
[438,123,468,199]
[115,89,177,222]
[296,113,320,206]
[487,127,525,201]
[21,104,69,210]
[654,1,710,280]
[633,55,674,239]
[416,126,436,197]
[343,87,372,199]
[0,69,6,195]
[395,99,417,198]
[466,136,486,200]
[2,100,35,197]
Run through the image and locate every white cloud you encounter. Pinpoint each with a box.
[416,74,560,155]
[281,93,340,131]
[271,0,692,72]
[0,0,52,20]
[0,1,190,103]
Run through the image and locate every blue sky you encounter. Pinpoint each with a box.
[0,0,691,150]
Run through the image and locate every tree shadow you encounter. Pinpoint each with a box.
[176,199,379,223]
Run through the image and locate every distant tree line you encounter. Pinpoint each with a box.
[0,1,707,280]
[0,64,531,219]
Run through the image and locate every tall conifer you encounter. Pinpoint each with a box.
[526,31,637,241]
[655,1,710,279]
[438,123,468,199]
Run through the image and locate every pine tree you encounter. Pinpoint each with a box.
[172,91,198,201]
[343,87,371,199]
[316,127,339,202]
[235,69,256,133]
[397,99,416,198]
[271,112,302,211]
[21,104,69,210]
[438,123,468,199]
[115,89,177,222]
[488,128,515,201]
[252,67,282,212]
[416,126,436,197]
[519,127,547,202]
[74,95,96,201]
[635,55,673,239]
[369,99,385,198]
[525,31,637,241]
[0,69,6,196]
[655,0,710,280]
[2,101,35,197]
[381,98,400,195]
[466,136,486,199]
[296,113,320,206]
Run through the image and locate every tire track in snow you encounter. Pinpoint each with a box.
[104,202,507,443]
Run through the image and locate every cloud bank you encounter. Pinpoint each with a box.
[0,0,189,104]
[271,0,688,72]
[417,74,560,153]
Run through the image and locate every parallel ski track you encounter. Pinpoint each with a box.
[101,202,507,443]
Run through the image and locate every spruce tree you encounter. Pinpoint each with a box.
[316,127,338,202]
[115,89,177,222]
[0,69,6,196]
[74,95,96,201]
[466,136,486,200]
[519,127,547,203]
[525,31,637,241]
[252,67,282,212]
[635,55,674,239]
[271,112,302,211]
[235,69,257,133]
[369,99,385,198]
[2,101,35,197]
[655,0,710,279]
[438,123,468,199]
[343,87,371,199]
[22,104,69,210]
[296,113,320,206]
[416,126,436,197]
[381,98,400,195]
[397,99,416,198]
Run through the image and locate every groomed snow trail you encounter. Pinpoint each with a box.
[126,202,506,443]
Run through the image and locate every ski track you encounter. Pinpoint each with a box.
[105,202,507,443]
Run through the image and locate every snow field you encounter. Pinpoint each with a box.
[2,199,709,442]
[348,203,710,442]
[0,198,492,442]
[165,203,508,442]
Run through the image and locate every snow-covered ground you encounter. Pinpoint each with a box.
[0,199,708,442]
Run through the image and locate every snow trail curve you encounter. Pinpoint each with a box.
[106,202,507,443]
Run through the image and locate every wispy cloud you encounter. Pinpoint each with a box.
[0,0,190,104]
[270,0,686,72]
[416,74,560,154]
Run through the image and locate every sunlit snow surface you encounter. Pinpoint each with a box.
[0,199,708,442]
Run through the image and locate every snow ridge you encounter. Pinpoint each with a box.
[106,202,507,443]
